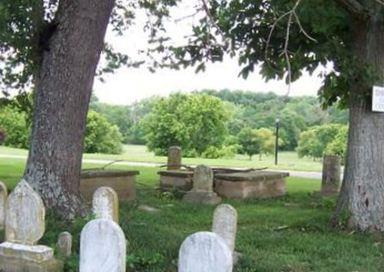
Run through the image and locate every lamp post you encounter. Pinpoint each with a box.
[274,118,280,165]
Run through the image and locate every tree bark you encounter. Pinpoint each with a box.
[24,0,115,219]
[335,8,384,230]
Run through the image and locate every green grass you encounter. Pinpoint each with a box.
[0,159,383,271]
[0,144,323,172]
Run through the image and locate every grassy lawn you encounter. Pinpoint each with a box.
[0,144,323,172]
[0,158,383,271]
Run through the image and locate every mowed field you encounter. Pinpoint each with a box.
[0,144,323,172]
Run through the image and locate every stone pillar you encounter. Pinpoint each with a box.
[321,155,341,196]
[92,186,119,223]
[0,181,7,230]
[0,179,62,271]
[182,165,221,205]
[178,231,233,272]
[167,146,182,170]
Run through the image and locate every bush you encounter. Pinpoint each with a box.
[0,106,30,148]
[297,124,347,159]
[84,110,123,154]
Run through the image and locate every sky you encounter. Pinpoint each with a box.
[93,2,325,106]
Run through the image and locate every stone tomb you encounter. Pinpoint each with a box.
[0,179,62,272]
[92,186,119,223]
[214,170,289,199]
[80,218,126,272]
[178,231,233,272]
[158,170,194,192]
[0,181,7,230]
[80,169,138,202]
[183,165,221,205]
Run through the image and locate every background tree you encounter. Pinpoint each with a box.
[84,110,123,154]
[237,127,261,160]
[142,93,230,157]
[297,124,346,160]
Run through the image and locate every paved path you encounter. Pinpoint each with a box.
[0,154,325,179]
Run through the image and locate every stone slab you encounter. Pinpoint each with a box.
[0,254,62,272]
[0,242,53,262]
[158,171,193,191]
[183,191,221,205]
[215,178,286,199]
[215,170,289,182]
[80,170,137,202]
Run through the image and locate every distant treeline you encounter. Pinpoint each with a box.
[90,89,348,151]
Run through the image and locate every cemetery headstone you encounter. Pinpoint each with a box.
[92,186,119,223]
[167,146,182,170]
[0,179,62,271]
[79,218,126,272]
[321,155,341,196]
[183,165,221,205]
[56,231,72,257]
[0,181,7,230]
[212,204,237,253]
[178,231,233,272]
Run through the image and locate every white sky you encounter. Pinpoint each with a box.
[93,2,324,105]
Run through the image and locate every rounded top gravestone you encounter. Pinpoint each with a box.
[92,186,119,223]
[80,218,126,272]
[212,204,238,252]
[5,179,45,245]
[178,231,233,272]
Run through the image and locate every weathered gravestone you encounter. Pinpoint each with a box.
[167,146,182,170]
[0,181,7,230]
[0,179,62,272]
[182,165,221,205]
[212,204,237,253]
[56,231,72,258]
[80,218,126,272]
[92,186,119,223]
[178,231,233,272]
[321,155,341,196]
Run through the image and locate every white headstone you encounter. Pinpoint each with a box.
[57,231,72,257]
[80,218,126,272]
[212,204,237,253]
[5,179,45,245]
[0,181,7,230]
[178,231,233,272]
[92,187,119,223]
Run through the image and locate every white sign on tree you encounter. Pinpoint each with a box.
[372,86,384,112]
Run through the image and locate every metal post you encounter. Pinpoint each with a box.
[274,118,280,165]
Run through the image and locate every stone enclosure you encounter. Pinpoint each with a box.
[159,146,289,200]
[80,169,138,202]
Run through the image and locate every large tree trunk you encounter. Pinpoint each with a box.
[24,0,115,219]
[335,9,384,230]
